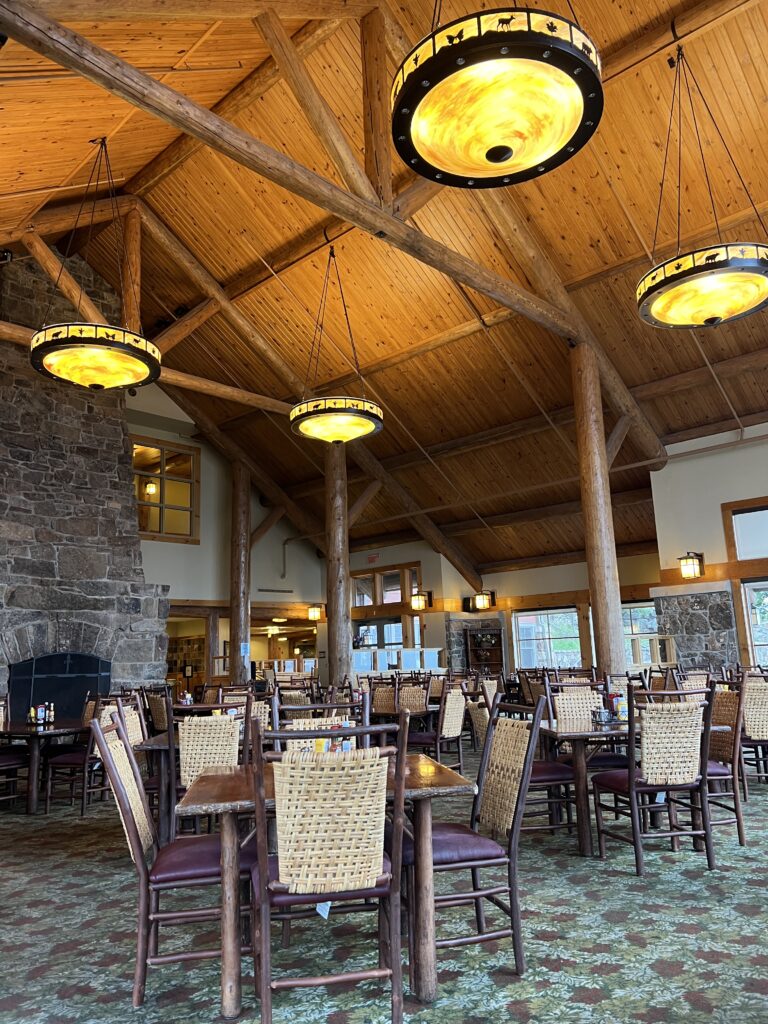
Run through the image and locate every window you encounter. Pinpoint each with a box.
[353,574,375,607]
[744,583,768,664]
[622,603,674,667]
[733,507,768,560]
[381,571,402,604]
[514,609,581,669]
[132,437,199,543]
[383,622,403,645]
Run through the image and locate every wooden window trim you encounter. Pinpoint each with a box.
[131,433,201,545]
[722,494,768,564]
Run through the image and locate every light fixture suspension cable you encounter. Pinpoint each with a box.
[650,51,680,264]
[330,248,365,396]
[302,244,333,397]
[680,56,721,245]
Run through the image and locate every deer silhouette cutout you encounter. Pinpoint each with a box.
[496,15,515,30]
[51,330,63,339]
[446,29,464,44]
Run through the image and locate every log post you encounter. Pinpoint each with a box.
[120,205,142,333]
[325,441,352,687]
[229,460,251,685]
[205,609,220,683]
[570,342,626,675]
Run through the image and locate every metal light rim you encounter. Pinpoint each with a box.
[637,243,768,329]
[29,322,162,390]
[391,6,603,189]
[289,395,385,443]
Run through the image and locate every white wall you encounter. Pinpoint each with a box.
[126,389,324,605]
[651,424,768,568]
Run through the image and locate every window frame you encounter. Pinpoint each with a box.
[621,601,675,667]
[131,434,201,545]
[513,607,582,670]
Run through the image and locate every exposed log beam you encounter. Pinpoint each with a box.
[348,479,382,527]
[606,415,631,467]
[250,506,285,547]
[153,298,220,354]
[348,440,483,591]
[136,203,305,393]
[163,385,326,551]
[128,19,341,196]
[0,194,137,246]
[661,410,768,446]
[23,1,373,19]
[256,10,377,201]
[360,7,393,208]
[22,230,108,324]
[0,3,665,467]
[0,320,292,414]
[120,206,141,334]
[479,540,658,575]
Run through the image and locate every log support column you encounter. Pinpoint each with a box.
[205,609,220,683]
[325,441,352,686]
[571,343,626,675]
[229,460,251,685]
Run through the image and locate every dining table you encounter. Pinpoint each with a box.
[176,753,476,1019]
[0,718,88,814]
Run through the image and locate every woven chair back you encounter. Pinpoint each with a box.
[398,683,429,715]
[146,692,168,732]
[251,699,271,732]
[475,708,540,835]
[553,686,603,722]
[82,695,99,725]
[201,686,222,705]
[371,683,396,714]
[92,718,155,864]
[440,686,467,740]
[518,672,545,707]
[709,688,743,764]
[677,671,711,701]
[638,702,703,786]
[429,676,445,699]
[120,707,144,748]
[280,688,312,719]
[273,747,387,894]
[178,715,240,789]
[742,676,768,739]
[467,700,490,747]
[97,702,119,727]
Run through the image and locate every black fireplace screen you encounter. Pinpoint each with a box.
[8,652,111,720]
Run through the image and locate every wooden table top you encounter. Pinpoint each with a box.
[540,718,729,740]
[176,753,476,818]
[0,719,87,738]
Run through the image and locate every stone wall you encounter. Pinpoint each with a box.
[0,253,168,693]
[654,588,737,672]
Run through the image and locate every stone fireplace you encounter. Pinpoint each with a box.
[0,339,169,699]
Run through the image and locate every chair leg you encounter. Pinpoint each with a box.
[133,885,150,1008]
[629,792,645,877]
[406,866,415,993]
[471,867,486,934]
[457,737,464,776]
[258,898,272,1023]
[387,893,404,1024]
[740,751,750,802]
[593,786,607,859]
[732,769,747,847]
[508,855,524,976]
[697,785,716,871]
[80,767,89,817]
[667,792,681,852]
[148,889,160,958]
[44,764,53,815]
[378,900,389,969]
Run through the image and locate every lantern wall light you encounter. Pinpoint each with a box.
[678,552,705,580]
[411,590,433,612]
[307,605,323,621]
[464,590,497,613]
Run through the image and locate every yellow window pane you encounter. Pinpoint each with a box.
[165,480,191,507]
[138,504,160,533]
[133,444,162,472]
[165,509,191,536]
[165,451,193,479]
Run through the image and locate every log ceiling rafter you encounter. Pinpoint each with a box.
[0,1,666,473]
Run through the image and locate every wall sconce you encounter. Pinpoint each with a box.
[293,647,300,655]
[678,552,704,579]
[410,590,433,612]
[144,479,157,496]
[307,605,322,621]
[463,590,496,613]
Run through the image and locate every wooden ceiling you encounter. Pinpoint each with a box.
[1,0,767,576]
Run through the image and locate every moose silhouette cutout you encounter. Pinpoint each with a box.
[446,29,464,44]
[51,330,63,339]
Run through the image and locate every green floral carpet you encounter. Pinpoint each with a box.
[1,762,767,1024]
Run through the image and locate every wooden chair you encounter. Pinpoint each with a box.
[177,714,241,791]
[706,685,747,845]
[407,681,465,771]
[399,697,544,980]
[370,679,397,717]
[91,714,258,1008]
[249,713,409,1024]
[592,682,716,875]
[396,680,430,719]
[268,694,370,751]
[145,688,171,735]
[44,696,117,815]
[739,672,768,786]
[0,694,28,807]
[548,682,629,772]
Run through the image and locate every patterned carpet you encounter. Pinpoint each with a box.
[1,759,767,1024]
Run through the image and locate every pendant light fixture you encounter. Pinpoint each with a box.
[290,246,383,443]
[391,3,603,189]
[30,139,160,390]
[638,48,768,329]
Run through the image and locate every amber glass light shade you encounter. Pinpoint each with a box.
[307,605,322,621]
[637,244,768,329]
[290,397,384,443]
[411,592,428,612]
[678,552,704,580]
[472,590,493,611]
[30,323,161,390]
[392,9,602,188]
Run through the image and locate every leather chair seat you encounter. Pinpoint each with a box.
[407,731,436,746]
[47,751,88,768]
[386,820,505,868]
[530,760,575,785]
[707,759,731,778]
[254,854,392,906]
[150,834,258,884]
[592,769,636,793]
[0,749,29,770]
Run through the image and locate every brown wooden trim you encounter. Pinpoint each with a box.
[131,432,201,544]
[730,580,753,665]
[496,583,652,613]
